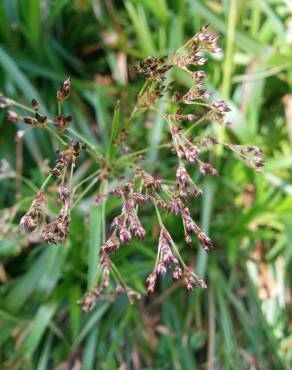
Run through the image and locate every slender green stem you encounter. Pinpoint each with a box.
[154,196,188,269]
[101,179,108,244]
[11,101,35,114]
[116,143,170,163]
[111,263,128,291]
[124,80,151,129]
[153,200,164,228]
[160,186,173,201]
[71,177,99,209]
[69,163,75,193]
[168,237,187,269]
[138,80,150,98]
[73,169,101,192]
[44,125,66,145]
[106,102,120,164]
[57,100,62,115]
[184,115,207,136]
[66,127,102,160]
[66,127,96,151]
[40,174,53,191]
[125,107,138,128]
[151,106,168,122]
[191,101,209,107]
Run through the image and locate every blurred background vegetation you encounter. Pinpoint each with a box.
[0,0,291,369]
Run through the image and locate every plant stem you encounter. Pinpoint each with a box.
[73,169,101,192]
[153,200,164,228]
[100,179,108,244]
[111,263,128,291]
[11,101,35,114]
[184,115,207,136]
[40,174,53,191]
[116,143,170,163]
[168,237,187,270]
[44,125,66,145]
[71,177,99,209]
[106,102,120,164]
[57,100,62,115]
[69,163,75,193]
[11,99,101,159]
[66,128,95,151]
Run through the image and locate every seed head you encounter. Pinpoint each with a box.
[119,227,132,244]
[54,114,72,131]
[57,77,71,101]
[41,200,71,244]
[20,192,45,232]
[0,94,13,108]
[31,99,39,111]
[6,110,19,123]
[24,117,38,126]
[146,270,158,293]
[101,234,120,253]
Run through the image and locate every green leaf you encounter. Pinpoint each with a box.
[22,303,57,358]
[87,206,102,290]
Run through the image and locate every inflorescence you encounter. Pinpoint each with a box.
[1,25,265,312]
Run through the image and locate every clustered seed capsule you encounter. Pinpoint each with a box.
[146,228,207,293]
[20,192,45,232]
[57,77,71,101]
[41,198,71,244]
[54,114,72,131]
[49,142,84,178]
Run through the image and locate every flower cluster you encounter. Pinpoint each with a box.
[15,81,86,245]
[101,170,161,253]
[76,26,265,309]
[136,56,170,82]
[95,164,211,296]
[20,192,45,232]
[50,142,84,178]
[41,192,71,244]
[0,25,265,312]
[146,227,208,293]
[227,144,265,171]
[77,252,111,312]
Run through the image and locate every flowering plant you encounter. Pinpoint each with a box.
[1,25,264,312]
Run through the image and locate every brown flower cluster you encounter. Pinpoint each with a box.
[5,78,72,132]
[94,163,211,297]
[102,170,160,253]
[49,142,85,178]
[146,227,207,293]
[41,193,71,244]
[20,192,45,232]
[0,25,265,311]
[80,25,265,305]
[20,142,85,244]
[77,253,111,312]
[20,182,72,245]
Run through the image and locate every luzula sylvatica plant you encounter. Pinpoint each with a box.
[1,25,264,312]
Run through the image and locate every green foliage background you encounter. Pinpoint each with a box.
[0,0,291,369]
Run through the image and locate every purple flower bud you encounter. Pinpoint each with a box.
[119,228,132,244]
[6,110,19,123]
[157,262,167,276]
[57,77,71,101]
